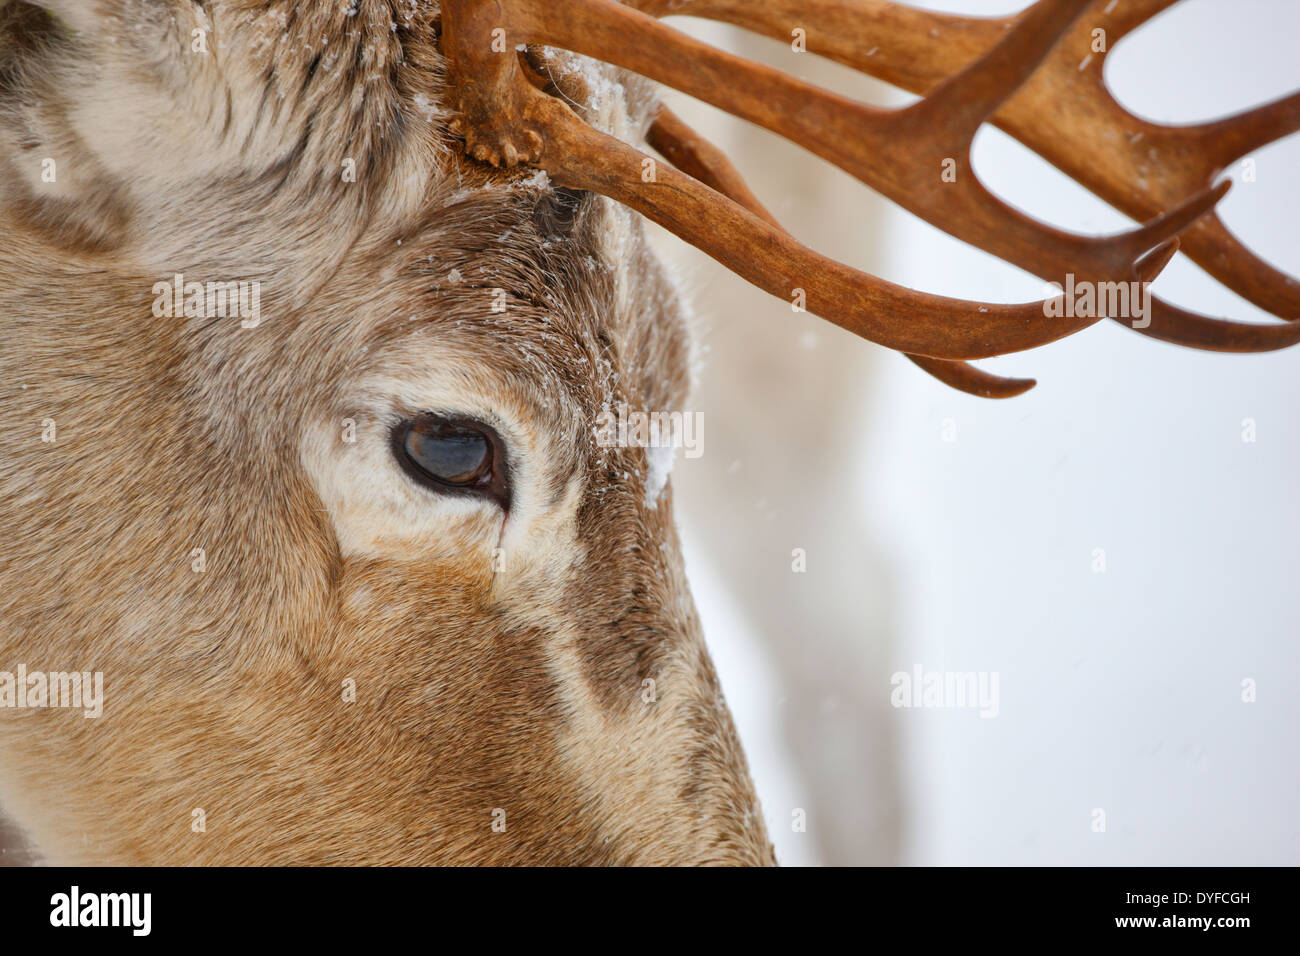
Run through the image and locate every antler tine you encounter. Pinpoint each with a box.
[528,87,1097,360]
[631,0,1300,349]
[472,0,1208,287]
[643,106,782,230]
[905,354,1037,400]
[649,105,1037,398]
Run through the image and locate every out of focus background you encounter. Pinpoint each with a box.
[653,0,1300,865]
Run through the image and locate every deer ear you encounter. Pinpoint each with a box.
[9,1,198,41]
[0,2,134,252]
[0,1,64,55]
[8,1,95,34]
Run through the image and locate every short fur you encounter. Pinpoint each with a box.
[0,0,773,865]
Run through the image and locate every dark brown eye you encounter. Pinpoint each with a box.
[406,422,489,484]
[391,415,510,509]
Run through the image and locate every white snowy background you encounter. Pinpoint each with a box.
[663,0,1300,865]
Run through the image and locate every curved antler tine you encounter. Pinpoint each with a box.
[1134,238,1181,284]
[1123,240,1300,351]
[905,0,1091,141]
[644,106,781,229]
[1196,89,1300,171]
[647,105,1037,394]
[1179,212,1300,321]
[631,0,1300,344]
[1168,92,1300,319]
[1116,181,1231,263]
[541,93,1087,360]
[906,355,1037,399]
[1131,298,1300,352]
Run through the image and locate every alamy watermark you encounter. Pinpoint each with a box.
[1044,274,1152,328]
[594,402,704,459]
[890,664,999,718]
[0,665,103,718]
[151,272,261,328]
[50,886,150,936]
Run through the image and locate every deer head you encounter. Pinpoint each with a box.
[0,0,1294,866]
[0,0,769,865]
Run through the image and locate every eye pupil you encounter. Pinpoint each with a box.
[403,421,491,486]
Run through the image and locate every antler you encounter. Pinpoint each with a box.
[646,103,1046,397]
[440,0,1299,396]
[629,0,1300,353]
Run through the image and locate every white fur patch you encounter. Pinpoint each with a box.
[299,359,588,597]
[644,442,677,509]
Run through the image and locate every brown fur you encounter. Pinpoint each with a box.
[0,0,773,865]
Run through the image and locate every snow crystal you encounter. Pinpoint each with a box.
[644,442,677,509]
[412,93,438,123]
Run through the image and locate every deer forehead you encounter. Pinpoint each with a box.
[57,1,697,544]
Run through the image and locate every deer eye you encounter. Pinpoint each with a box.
[391,415,510,509]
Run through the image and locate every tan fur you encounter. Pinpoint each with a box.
[0,0,773,865]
